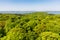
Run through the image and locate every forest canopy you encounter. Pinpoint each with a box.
[0,12,60,40]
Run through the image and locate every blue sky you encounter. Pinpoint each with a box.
[0,0,60,11]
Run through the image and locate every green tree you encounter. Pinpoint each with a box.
[36,32,60,40]
[1,28,26,40]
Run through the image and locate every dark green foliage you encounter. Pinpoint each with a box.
[25,31,37,40]
[0,21,6,38]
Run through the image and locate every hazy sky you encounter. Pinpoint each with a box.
[0,0,60,11]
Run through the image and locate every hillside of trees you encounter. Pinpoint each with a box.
[0,12,60,40]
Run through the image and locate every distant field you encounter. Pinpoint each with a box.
[0,11,60,14]
[0,12,60,40]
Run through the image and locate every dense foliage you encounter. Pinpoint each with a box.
[0,12,60,40]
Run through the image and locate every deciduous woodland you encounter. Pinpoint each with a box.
[0,12,60,40]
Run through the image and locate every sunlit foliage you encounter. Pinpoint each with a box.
[0,12,60,40]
